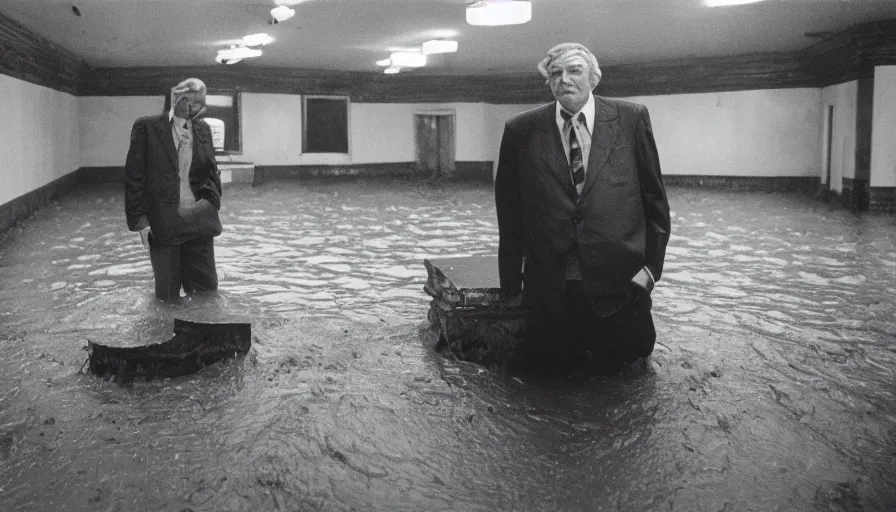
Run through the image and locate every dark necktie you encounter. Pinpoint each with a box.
[561,110,586,189]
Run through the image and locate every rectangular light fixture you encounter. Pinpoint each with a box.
[422,40,458,55]
[389,52,426,68]
[466,0,531,26]
[243,33,273,48]
[216,47,263,65]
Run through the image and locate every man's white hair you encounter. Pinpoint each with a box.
[537,43,601,88]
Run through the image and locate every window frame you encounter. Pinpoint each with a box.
[302,94,351,155]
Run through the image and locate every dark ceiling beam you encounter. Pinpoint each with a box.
[0,11,88,95]
[2,7,895,101]
[799,19,896,86]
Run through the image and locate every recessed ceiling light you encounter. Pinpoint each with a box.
[243,33,273,48]
[270,5,295,23]
[466,0,531,26]
[422,40,458,55]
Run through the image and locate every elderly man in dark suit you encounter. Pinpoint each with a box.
[495,43,671,372]
[125,78,223,301]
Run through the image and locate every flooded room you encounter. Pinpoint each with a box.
[1,1,895,511]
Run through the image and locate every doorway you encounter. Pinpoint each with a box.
[415,114,455,179]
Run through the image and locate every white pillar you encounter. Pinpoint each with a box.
[870,66,896,188]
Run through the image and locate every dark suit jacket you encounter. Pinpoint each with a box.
[125,114,223,245]
[495,96,671,317]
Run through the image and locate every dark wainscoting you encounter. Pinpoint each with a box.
[663,175,819,193]
[254,162,494,184]
[453,162,494,182]
[841,177,871,212]
[77,20,896,101]
[78,166,125,184]
[254,163,419,185]
[0,171,80,239]
[869,187,896,213]
[0,11,87,95]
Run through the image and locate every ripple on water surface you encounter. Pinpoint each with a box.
[0,182,894,511]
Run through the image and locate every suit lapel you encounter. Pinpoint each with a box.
[155,114,179,170]
[536,102,577,200]
[579,96,620,199]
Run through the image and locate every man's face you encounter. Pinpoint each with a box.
[173,90,207,119]
[547,55,592,112]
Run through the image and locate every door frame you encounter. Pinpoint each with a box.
[414,109,456,177]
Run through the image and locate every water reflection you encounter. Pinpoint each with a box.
[0,181,893,511]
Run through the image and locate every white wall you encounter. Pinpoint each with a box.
[629,88,822,177]
[0,74,80,205]
[79,96,164,168]
[870,66,896,188]
[240,93,313,165]
[76,88,823,179]
[819,81,858,192]
[484,103,541,177]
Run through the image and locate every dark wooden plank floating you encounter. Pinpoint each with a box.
[423,257,527,364]
[86,318,251,384]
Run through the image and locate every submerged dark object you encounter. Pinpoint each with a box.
[87,318,251,383]
[423,257,528,364]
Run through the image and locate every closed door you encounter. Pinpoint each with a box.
[415,114,455,178]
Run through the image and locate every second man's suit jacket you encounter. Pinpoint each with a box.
[125,113,223,245]
[495,96,671,317]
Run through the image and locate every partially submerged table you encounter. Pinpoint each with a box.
[423,256,528,364]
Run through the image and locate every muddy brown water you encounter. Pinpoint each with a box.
[0,180,894,511]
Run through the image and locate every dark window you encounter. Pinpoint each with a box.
[303,96,349,153]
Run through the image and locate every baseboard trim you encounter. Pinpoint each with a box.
[253,161,494,185]
[869,186,896,213]
[663,175,818,192]
[0,170,80,240]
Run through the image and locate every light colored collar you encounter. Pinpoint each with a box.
[555,92,595,131]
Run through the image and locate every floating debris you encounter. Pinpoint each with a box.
[86,318,251,383]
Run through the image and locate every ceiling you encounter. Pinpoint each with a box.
[3,0,896,74]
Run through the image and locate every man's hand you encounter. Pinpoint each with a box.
[139,226,151,249]
[133,215,151,249]
[631,267,655,293]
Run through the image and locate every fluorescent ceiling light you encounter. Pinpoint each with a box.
[216,46,262,65]
[466,0,531,26]
[243,33,273,48]
[390,52,426,68]
[270,5,295,23]
[422,40,458,55]
[384,67,401,74]
[704,0,764,6]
